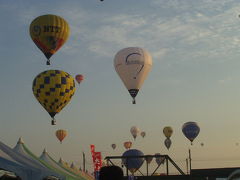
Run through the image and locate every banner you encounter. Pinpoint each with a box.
[94,152,102,171]
[90,145,102,180]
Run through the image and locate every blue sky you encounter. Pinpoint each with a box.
[1,0,240,174]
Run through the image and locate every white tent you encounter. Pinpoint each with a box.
[40,150,93,180]
[0,138,93,180]
[40,149,79,178]
[0,141,46,180]
[13,138,64,180]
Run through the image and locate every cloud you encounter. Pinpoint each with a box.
[218,77,233,84]
[150,0,237,16]
[5,0,240,64]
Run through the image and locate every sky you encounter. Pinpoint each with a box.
[1,0,240,175]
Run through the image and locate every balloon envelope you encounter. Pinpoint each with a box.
[164,138,172,150]
[32,70,76,125]
[122,149,144,174]
[29,14,70,65]
[182,122,200,144]
[163,126,173,138]
[75,74,84,84]
[145,155,153,164]
[56,129,67,143]
[155,153,165,166]
[140,131,146,138]
[111,144,116,150]
[124,141,132,150]
[114,47,152,104]
[130,126,140,140]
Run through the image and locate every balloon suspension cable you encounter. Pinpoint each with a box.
[132,98,136,104]
[46,59,51,65]
[191,142,193,146]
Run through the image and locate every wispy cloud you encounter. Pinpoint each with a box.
[6,0,240,63]
[218,78,232,84]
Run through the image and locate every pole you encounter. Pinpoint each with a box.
[189,148,192,175]
[186,158,189,175]
[146,162,149,176]
[166,158,169,175]
[83,152,86,172]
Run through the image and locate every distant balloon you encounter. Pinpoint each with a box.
[111,144,116,150]
[145,155,153,164]
[29,14,70,65]
[155,153,165,166]
[124,141,132,150]
[75,74,84,84]
[32,70,76,125]
[122,149,144,174]
[140,131,146,138]
[164,138,172,150]
[130,126,140,140]
[182,122,200,145]
[163,126,173,139]
[56,129,67,143]
[201,143,204,147]
[114,47,152,104]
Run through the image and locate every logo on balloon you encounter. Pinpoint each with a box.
[33,25,41,36]
[125,53,144,65]
[125,53,144,79]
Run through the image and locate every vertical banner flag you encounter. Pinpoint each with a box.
[90,145,102,180]
[94,152,102,171]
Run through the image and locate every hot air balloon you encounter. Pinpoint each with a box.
[75,74,84,85]
[145,155,153,164]
[124,141,132,150]
[29,14,70,65]
[56,129,67,143]
[163,126,173,139]
[122,149,144,174]
[164,138,172,150]
[130,126,140,140]
[111,144,116,150]
[114,47,152,104]
[155,153,165,166]
[32,70,76,125]
[182,122,200,145]
[140,131,146,138]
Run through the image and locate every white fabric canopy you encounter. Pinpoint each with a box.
[13,138,64,180]
[0,141,45,180]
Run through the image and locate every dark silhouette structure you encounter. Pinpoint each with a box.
[99,165,124,180]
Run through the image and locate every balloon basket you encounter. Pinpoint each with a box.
[51,119,56,125]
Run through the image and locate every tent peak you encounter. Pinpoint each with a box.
[17,137,24,144]
[59,157,64,163]
[70,162,76,169]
